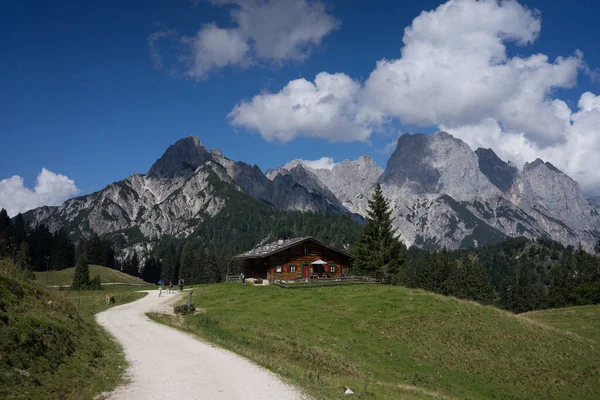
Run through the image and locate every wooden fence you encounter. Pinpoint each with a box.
[272,276,381,289]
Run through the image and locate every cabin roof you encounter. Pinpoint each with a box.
[232,236,351,259]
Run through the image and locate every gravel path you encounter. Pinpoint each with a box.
[96,290,306,400]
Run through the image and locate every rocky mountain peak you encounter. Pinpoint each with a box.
[523,158,563,174]
[381,132,499,199]
[147,136,212,179]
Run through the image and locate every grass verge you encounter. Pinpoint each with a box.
[149,282,600,400]
[0,259,147,399]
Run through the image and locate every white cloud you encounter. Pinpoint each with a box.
[225,0,339,61]
[181,23,251,79]
[152,0,339,80]
[300,157,336,170]
[230,0,600,194]
[229,72,374,142]
[0,169,79,217]
[445,92,600,197]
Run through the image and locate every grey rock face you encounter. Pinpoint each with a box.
[24,136,351,243]
[379,132,600,251]
[588,196,600,208]
[267,155,383,216]
[475,148,518,193]
[381,132,501,200]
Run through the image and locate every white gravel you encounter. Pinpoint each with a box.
[96,290,307,400]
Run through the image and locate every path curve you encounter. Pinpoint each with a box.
[96,290,306,400]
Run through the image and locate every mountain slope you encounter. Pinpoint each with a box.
[23,138,351,245]
[22,133,600,253]
[267,155,383,216]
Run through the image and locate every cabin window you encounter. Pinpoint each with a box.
[276,265,282,273]
[303,246,310,255]
[289,264,296,273]
[329,264,336,273]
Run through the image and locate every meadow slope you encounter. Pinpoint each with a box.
[522,304,600,342]
[35,264,148,286]
[151,283,600,400]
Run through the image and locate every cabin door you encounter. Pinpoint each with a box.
[303,265,309,279]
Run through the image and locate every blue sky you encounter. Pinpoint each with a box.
[1,0,600,215]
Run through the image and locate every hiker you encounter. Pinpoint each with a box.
[178,277,184,291]
[158,279,164,297]
[168,281,174,294]
[240,272,246,287]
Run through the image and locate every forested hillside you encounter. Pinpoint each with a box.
[404,237,600,313]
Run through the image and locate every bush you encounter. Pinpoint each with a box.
[88,275,102,290]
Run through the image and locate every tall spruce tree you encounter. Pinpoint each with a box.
[72,254,90,290]
[179,241,198,284]
[352,184,405,280]
[15,241,32,271]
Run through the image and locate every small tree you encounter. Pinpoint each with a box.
[595,239,600,256]
[89,274,102,290]
[352,184,405,281]
[15,241,31,271]
[72,254,90,290]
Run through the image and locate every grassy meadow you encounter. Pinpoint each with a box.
[522,304,600,343]
[35,264,149,287]
[0,259,147,400]
[150,282,600,400]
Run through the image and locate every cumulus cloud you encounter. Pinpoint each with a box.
[230,0,600,194]
[300,157,337,170]
[0,169,79,217]
[445,92,600,196]
[152,0,339,79]
[181,23,251,78]
[229,72,374,142]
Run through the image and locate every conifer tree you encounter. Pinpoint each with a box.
[72,254,90,290]
[179,241,198,283]
[15,241,31,271]
[352,184,405,280]
[123,252,139,277]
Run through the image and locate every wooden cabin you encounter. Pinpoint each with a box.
[233,236,352,281]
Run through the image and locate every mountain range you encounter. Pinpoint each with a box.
[23,133,600,253]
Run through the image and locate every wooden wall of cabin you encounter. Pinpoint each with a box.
[243,258,269,278]
[266,241,350,281]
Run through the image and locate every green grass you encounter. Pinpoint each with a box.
[66,285,147,318]
[35,264,149,286]
[149,283,600,400]
[522,305,600,342]
[0,259,147,400]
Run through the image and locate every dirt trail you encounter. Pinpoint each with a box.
[96,290,306,400]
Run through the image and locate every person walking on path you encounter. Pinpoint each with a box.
[240,272,246,287]
[168,281,174,294]
[178,277,184,291]
[158,279,164,297]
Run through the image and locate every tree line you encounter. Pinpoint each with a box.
[0,209,75,272]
